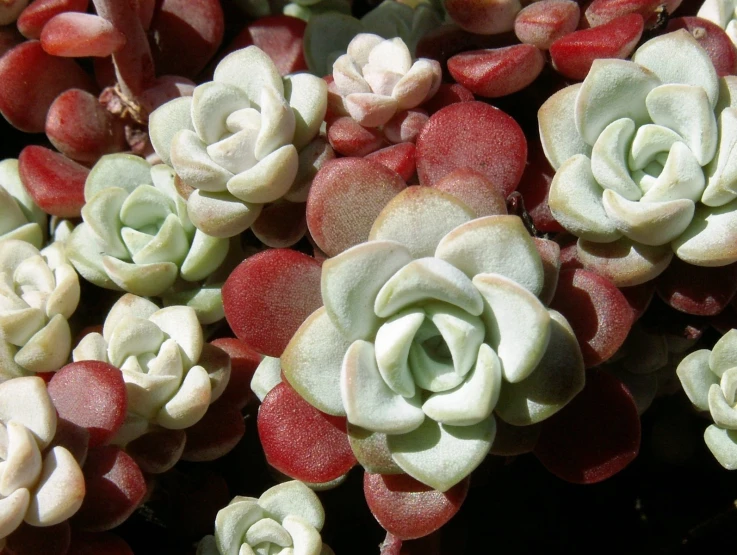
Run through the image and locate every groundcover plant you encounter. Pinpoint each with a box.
[3,0,737,553]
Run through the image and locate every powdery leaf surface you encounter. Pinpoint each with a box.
[416,101,527,196]
[40,12,126,57]
[17,0,90,40]
[363,473,469,540]
[514,0,580,50]
[258,382,357,483]
[432,168,507,217]
[667,17,737,78]
[584,0,679,27]
[420,83,474,115]
[222,249,322,358]
[534,370,640,484]
[365,143,417,183]
[655,258,737,316]
[327,116,386,157]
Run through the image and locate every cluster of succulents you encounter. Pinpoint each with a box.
[4,0,737,552]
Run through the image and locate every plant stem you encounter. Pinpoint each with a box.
[379,532,403,555]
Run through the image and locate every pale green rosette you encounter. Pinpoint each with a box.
[149,46,327,238]
[279,189,585,492]
[539,30,737,286]
[197,481,334,555]
[0,159,46,249]
[698,0,737,45]
[0,238,80,379]
[72,294,231,444]
[65,154,230,310]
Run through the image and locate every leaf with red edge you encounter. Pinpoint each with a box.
[209,337,262,410]
[516,138,565,233]
[74,446,147,532]
[45,89,126,163]
[41,12,126,57]
[220,15,307,76]
[148,0,224,78]
[667,17,737,77]
[258,382,357,483]
[584,0,677,27]
[383,110,429,145]
[222,249,323,357]
[0,40,95,132]
[47,360,127,448]
[365,143,417,183]
[447,44,545,98]
[416,101,527,197]
[67,531,133,555]
[251,201,308,249]
[420,83,474,115]
[17,0,89,39]
[181,398,246,462]
[52,417,91,467]
[550,14,644,80]
[656,258,737,316]
[534,370,640,484]
[307,158,406,257]
[549,269,633,367]
[557,234,583,270]
[364,473,469,540]
[18,145,88,217]
[5,521,71,555]
[126,428,186,474]
[431,168,507,217]
[514,0,580,50]
[327,116,386,157]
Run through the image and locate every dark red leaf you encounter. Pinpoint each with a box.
[209,337,262,410]
[181,398,245,462]
[327,116,386,157]
[41,12,126,57]
[5,521,71,555]
[126,428,186,474]
[365,143,417,183]
[656,257,737,316]
[17,0,89,40]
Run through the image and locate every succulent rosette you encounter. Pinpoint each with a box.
[65,153,230,304]
[149,45,327,238]
[332,33,442,127]
[698,0,737,44]
[0,158,46,249]
[281,203,585,491]
[197,481,334,555]
[0,238,80,379]
[0,376,85,547]
[539,30,737,286]
[72,294,231,444]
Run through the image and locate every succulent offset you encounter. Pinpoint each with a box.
[197,480,334,555]
[539,30,737,285]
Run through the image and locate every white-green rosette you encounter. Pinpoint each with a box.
[197,481,334,555]
[72,294,231,444]
[281,196,585,492]
[677,329,737,469]
[0,159,46,249]
[0,377,85,548]
[65,153,229,301]
[698,0,737,45]
[539,30,737,286]
[149,46,327,238]
[0,238,80,379]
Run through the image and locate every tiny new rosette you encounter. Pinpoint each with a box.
[149,46,328,238]
[0,159,46,249]
[281,205,585,491]
[539,30,737,286]
[72,294,231,444]
[0,377,85,548]
[197,481,334,555]
[678,329,737,469]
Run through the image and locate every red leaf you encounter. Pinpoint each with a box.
[447,44,545,98]
[365,143,417,183]
[126,428,186,474]
[420,83,474,115]
[656,257,737,316]
[5,521,71,555]
[620,281,655,321]
[251,201,308,248]
[258,382,357,483]
[515,139,565,233]
[444,0,521,34]
[74,446,147,532]
[383,109,429,145]
[431,167,507,217]
[514,0,580,50]
[182,398,246,462]
[534,370,640,484]
[364,473,469,540]
[668,16,737,77]
[584,0,671,27]
[307,157,406,256]
[41,12,126,57]
[209,337,262,410]
[416,101,527,196]
[67,531,133,555]
[549,269,633,367]
[47,360,127,447]
[327,116,386,157]
[222,249,323,357]
[17,0,89,40]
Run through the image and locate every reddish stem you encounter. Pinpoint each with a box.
[379,532,403,555]
[91,0,155,99]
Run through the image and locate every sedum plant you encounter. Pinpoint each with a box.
[197,481,334,555]
[331,33,442,127]
[0,376,85,548]
[149,45,327,238]
[0,238,80,379]
[539,30,737,286]
[65,153,230,303]
[678,329,737,469]
[72,294,231,445]
[0,159,46,249]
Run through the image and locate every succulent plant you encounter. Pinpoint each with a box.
[197,480,334,555]
[0,376,85,547]
[698,0,737,45]
[0,158,47,249]
[539,30,737,286]
[65,153,230,303]
[72,294,231,445]
[148,45,327,238]
[0,237,80,378]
